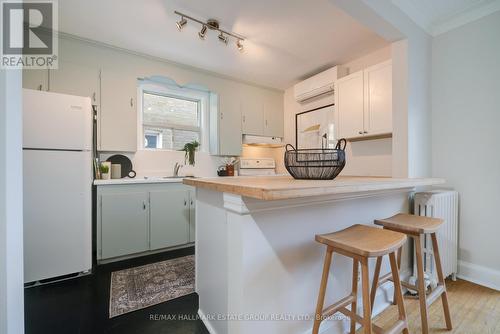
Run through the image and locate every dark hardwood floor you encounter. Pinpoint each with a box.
[24,246,209,334]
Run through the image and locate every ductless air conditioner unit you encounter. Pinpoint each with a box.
[294,66,348,103]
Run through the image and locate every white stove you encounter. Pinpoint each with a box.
[238,158,276,176]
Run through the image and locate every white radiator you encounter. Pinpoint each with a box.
[411,190,458,290]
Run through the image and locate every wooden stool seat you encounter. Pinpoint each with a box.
[313,225,409,334]
[373,213,452,334]
[375,213,443,234]
[316,224,407,257]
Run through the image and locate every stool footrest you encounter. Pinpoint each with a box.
[378,272,392,285]
[322,294,355,318]
[339,307,365,325]
[399,280,418,292]
[377,273,418,292]
[426,284,445,307]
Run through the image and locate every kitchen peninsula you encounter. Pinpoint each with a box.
[183,176,444,334]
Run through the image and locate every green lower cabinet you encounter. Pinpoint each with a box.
[97,183,195,262]
[101,191,149,259]
[150,189,190,250]
[189,189,196,243]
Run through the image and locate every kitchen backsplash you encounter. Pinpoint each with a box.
[99,150,226,178]
[241,146,286,174]
[100,146,286,178]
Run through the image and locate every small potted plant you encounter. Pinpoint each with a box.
[181,140,200,166]
[100,162,111,180]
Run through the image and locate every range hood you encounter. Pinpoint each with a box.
[242,135,283,148]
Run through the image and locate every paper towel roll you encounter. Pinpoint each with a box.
[111,164,122,179]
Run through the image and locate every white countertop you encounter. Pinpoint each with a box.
[94,177,188,185]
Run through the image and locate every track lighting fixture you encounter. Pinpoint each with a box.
[174,11,245,51]
[176,17,187,31]
[218,32,228,45]
[198,25,207,40]
[236,39,244,51]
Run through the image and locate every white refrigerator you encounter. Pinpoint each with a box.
[23,89,93,283]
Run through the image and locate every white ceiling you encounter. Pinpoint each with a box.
[57,0,388,90]
[392,0,500,36]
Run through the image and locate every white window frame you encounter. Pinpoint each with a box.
[137,81,210,152]
[144,129,163,149]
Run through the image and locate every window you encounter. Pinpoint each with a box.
[142,92,201,150]
[144,130,163,149]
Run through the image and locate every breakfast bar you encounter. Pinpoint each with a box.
[183,176,444,334]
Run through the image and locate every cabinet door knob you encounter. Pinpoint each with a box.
[143,201,146,210]
[130,98,133,107]
[358,131,363,135]
[364,131,368,134]
[93,92,96,102]
[38,84,42,91]
[184,200,187,206]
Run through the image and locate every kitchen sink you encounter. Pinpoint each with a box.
[166,176,198,179]
[142,175,197,180]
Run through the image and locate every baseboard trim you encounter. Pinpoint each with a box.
[458,260,500,291]
[97,243,194,264]
[198,309,218,334]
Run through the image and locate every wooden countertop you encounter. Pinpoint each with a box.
[183,175,445,200]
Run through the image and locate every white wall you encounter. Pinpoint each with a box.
[331,0,433,178]
[342,45,391,73]
[282,46,393,177]
[57,36,283,176]
[432,11,500,289]
[0,69,25,334]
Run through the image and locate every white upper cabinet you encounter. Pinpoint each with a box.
[335,60,392,140]
[100,68,138,152]
[23,62,99,103]
[214,91,242,156]
[264,92,284,137]
[49,61,100,105]
[363,61,392,136]
[335,70,365,139]
[241,88,284,137]
[241,89,264,135]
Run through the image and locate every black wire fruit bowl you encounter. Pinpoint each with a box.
[284,139,347,180]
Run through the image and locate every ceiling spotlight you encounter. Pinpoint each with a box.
[198,25,207,40]
[236,39,244,51]
[174,11,245,51]
[176,17,187,31]
[218,32,228,45]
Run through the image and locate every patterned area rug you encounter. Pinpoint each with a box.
[109,255,195,318]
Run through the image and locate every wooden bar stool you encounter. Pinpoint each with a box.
[313,224,409,334]
[373,213,453,334]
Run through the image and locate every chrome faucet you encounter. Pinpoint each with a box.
[173,162,183,177]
